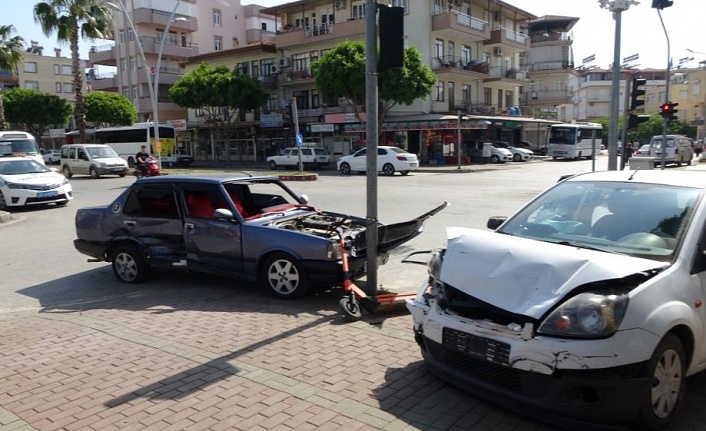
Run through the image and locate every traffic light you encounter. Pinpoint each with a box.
[630,77,646,112]
[652,0,674,9]
[628,114,650,129]
[378,6,405,71]
[660,102,679,124]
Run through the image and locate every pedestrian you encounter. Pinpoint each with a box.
[625,142,635,162]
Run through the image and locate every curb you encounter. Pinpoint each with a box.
[0,210,13,224]
[277,173,318,181]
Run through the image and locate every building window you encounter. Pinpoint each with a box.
[447,41,455,60]
[266,94,277,112]
[461,45,471,65]
[462,84,471,104]
[53,64,60,75]
[63,83,73,93]
[121,59,127,72]
[25,80,40,90]
[169,32,177,45]
[232,37,239,48]
[128,29,135,41]
[435,39,444,58]
[693,81,701,96]
[484,87,492,105]
[352,3,365,20]
[312,89,320,108]
[55,82,62,93]
[310,50,319,64]
[236,62,249,75]
[119,29,125,44]
[24,62,38,73]
[122,86,129,97]
[679,90,688,101]
[435,81,444,101]
[214,36,223,51]
[62,65,72,75]
[157,29,164,43]
[132,85,139,99]
[213,9,222,25]
[391,0,408,13]
[261,22,267,31]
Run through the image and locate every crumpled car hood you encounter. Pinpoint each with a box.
[440,227,668,319]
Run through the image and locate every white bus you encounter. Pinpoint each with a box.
[92,123,176,167]
[547,123,603,160]
[0,131,44,165]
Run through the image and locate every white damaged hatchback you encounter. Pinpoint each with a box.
[407,170,706,430]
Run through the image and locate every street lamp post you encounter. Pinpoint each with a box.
[106,0,184,169]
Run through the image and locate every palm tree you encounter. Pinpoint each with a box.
[34,0,112,143]
[0,25,24,131]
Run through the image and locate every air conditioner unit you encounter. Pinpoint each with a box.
[335,0,344,9]
[493,47,503,56]
[279,58,291,68]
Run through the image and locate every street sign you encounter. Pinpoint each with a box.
[148,65,156,75]
[296,132,304,147]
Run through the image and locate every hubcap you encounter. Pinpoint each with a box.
[267,259,299,295]
[651,348,682,419]
[115,253,138,282]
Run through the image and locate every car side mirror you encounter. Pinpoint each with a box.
[486,216,507,230]
[214,208,234,220]
[299,194,309,204]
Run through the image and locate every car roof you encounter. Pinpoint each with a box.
[564,170,706,189]
[135,175,280,184]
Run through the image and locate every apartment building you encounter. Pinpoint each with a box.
[88,0,277,123]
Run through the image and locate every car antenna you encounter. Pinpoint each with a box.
[627,168,640,180]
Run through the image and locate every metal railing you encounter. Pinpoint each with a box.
[451,11,487,32]
[431,55,490,74]
[499,27,529,44]
[89,44,114,53]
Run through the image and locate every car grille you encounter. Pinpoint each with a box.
[425,336,554,397]
[441,283,538,328]
[15,183,62,191]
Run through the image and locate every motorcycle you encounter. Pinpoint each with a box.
[133,156,161,178]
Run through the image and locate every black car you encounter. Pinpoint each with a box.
[74,175,446,298]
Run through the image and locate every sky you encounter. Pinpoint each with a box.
[3,0,703,70]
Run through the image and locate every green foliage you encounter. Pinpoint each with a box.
[311,41,436,123]
[3,88,72,139]
[169,62,269,127]
[85,92,137,127]
[593,114,695,145]
[0,25,24,70]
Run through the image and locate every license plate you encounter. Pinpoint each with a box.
[411,163,418,167]
[37,191,58,198]
[443,327,511,366]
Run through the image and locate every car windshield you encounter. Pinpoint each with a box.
[651,138,675,148]
[0,139,39,154]
[388,147,411,154]
[87,147,119,159]
[497,181,701,262]
[0,159,51,175]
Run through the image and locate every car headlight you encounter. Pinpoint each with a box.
[427,249,444,285]
[538,292,628,338]
[6,182,21,189]
[96,162,107,167]
[326,241,341,260]
[61,177,69,185]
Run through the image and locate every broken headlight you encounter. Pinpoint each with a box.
[326,241,342,260]
[538,292,628,338]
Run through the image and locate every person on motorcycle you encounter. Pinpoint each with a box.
[135,145,150,177]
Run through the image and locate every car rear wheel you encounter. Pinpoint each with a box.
[269,160,278,170]
[0,191,7,210]
[339,162,351,175]
[382,163,396,176]
[90,166,100,179]
[112,245,149,284]
[513,153,522,162]
[634,333,686,431]
[262,252,309,299]
[62,165,73,179]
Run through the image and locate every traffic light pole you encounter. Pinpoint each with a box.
[620,73,631,170]
[657,8,670,170]
[365,0,379,296]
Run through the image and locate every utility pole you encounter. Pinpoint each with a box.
[365,0,379,296]
[656,9,671,170]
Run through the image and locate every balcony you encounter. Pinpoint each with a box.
[484,27,530,52]
[88,44,117,66]
[278,68,316,86]
[246,29,276,45]
[522,89,572,105]
[135,66,184,85]
[521,60,573,72]
[256,74,277,88]
[275,19,365,49]
[132,8,197,32]
[90,73,118,91]
[431,56,490,79]
[138,37,198,58]
[483,65,529,87]
[431,11,490,42]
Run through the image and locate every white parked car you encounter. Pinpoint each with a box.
[492,141,534,162]
[0,157,72,210]
[407,170,706,430]
[41,149,62,164]
[267,147,331,170]
[337,146,418,176]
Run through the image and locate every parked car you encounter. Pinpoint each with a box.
[463,141,513,163]
[407,170,706,430]
[73,175,446,298]
[337,146,419,175]
[492,141,534,162]
[60,144,129,179]
[41,149,61,164]
[0,157,72,210]
[650,134,694,166]
[634,143,651,156]
[162,149,194,168]
[267,147,331,170]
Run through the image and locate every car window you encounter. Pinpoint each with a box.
[387,147,411,154]
[377,148,387,156]
[123,187,180,219]
[355,149,366,157]
[301,148,313,155]
[314,149,328,155]
[183,185,229,219]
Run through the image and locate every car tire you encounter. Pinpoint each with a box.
[0,190,7,211]
[62,165,73,179]
[490,155,500,164]
[382,163,395,176]
[119,172,126,177]
[400,171,410,176]
[513,153,522,162]
[112,245,149,284]
[127,157,136,168]
[269,160,278,170]
[634,333,686,431]
[90,166,100,179]
[339,162,351,175]
[261,252,309,299]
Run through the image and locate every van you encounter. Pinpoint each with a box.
[649,134,694,166]
[0,131,44,165]
[60,144,129,179]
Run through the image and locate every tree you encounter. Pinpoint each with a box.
[0,25,25,131]
[169,63,269,161]
[3,88,72,140]
[311,41,436,128]
[85,92,137,127]
[34,0,112,143]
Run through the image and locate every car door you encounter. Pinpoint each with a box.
[349,148,367,171]
[76,146,89,174]
[180,183,244,275]
[377,148,389,171]
[120,183,185,264]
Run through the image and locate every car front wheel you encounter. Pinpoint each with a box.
[62,165,73,179]
[339,162,351,175]
[490,155,500,163]
[635,333,686,430]
[0,190,7,210]
[513,153,522,162]
[112,245,149,284]
[262,252,309,299]
[269,160,278,170]
[90,166,100,179]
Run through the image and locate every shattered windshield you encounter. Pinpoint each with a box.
[497,181,701,262]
